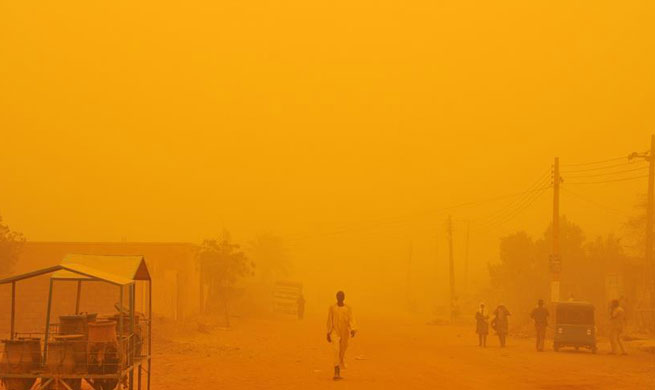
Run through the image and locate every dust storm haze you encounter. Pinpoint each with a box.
[1,1,655,389]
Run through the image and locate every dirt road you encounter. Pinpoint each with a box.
[152,314,655,389]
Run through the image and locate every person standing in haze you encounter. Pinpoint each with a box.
[530,299,549,352]
[326,291,357,380]
[475,303,489,347]
[609,299,627,355]
[492,304,511,347]
[297,294,305,320]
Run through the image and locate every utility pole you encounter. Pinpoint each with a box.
[550,157,561,303]
[630,134,655,327]
[447,216,456,321]
[406,240,413,309]
[646,135,655,315]
[645,135,655,319]
[464,221,470,294]
[435,233,440,315]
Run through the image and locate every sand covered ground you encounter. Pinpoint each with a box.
[150,313,655,389]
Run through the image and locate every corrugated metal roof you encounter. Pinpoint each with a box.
[50,269,94,281]
[52,254,150,284]
[0,254,150,286]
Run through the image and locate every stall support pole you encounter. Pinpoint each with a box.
[147,279,152,390]
[75,281,82,314]
[119,285,124,373]
[131,283,136,340]
[129,284,135,390]
[10,281,16,340]
[43,279,54,366]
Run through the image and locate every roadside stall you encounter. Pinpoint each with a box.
[0,254,152,390]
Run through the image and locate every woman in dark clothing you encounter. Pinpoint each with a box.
[475,303,489,347]
[492,304,511,347]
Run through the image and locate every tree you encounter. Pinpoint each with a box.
[0,216,25,277]
[489,216,640,328]
[535,216,586,268]
[197,231,254,326]
[489,231,548,315]
[489,217,588,318]
[585,234,627,305]
[247,233,290,284]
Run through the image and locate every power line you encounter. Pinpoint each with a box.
[474,185,549,229]
[472,169,551,227]
[566,175,648,185]
[481,186,549,228]
[472,168,552,231]
[287,155,641,244]
[474,187,549,234]
[562,166,648,179]
[287,174,553,243]
[560,155,631,167]
[561,161,643,174]
[472,170,549,217]
[560,187,630,217]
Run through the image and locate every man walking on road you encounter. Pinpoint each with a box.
[530,299,549,352]
[327,290,357,380]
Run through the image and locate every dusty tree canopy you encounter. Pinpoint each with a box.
[197,231,254,324]
[0,216,25,276]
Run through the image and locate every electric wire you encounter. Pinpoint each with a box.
[473,187,550,234]
[287,170,553,243]
[474,185,550,229]
[471,169,551,227]
[565,175,649,185]
[475,185,550,232]
[560,187,630,217]
[562,166,648,179]
[560,156,632,167]
[560,161,643,174]
[288,155,645,245]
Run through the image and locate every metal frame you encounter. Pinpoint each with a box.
[1,260,153,390]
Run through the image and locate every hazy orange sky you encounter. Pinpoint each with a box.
[1,1,654,290]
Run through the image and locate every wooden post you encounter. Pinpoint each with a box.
[405,240,413,307]
[43,279,54,366]
[629,136,655,330]
[447,216,456,321]
[75,280,82,314]
[176,271,184,321]
[10,281,16,340]
[199,271,205,315]
[129,284,135,389]
[147,279,152,390]
[131,284,136,336]
[464,222,470,294]
[119,285,124,373]
[551,157,561,303]
[645,135,655,315]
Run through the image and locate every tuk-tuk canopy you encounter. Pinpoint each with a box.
[0,254,150,286]
[556,301,595,325]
